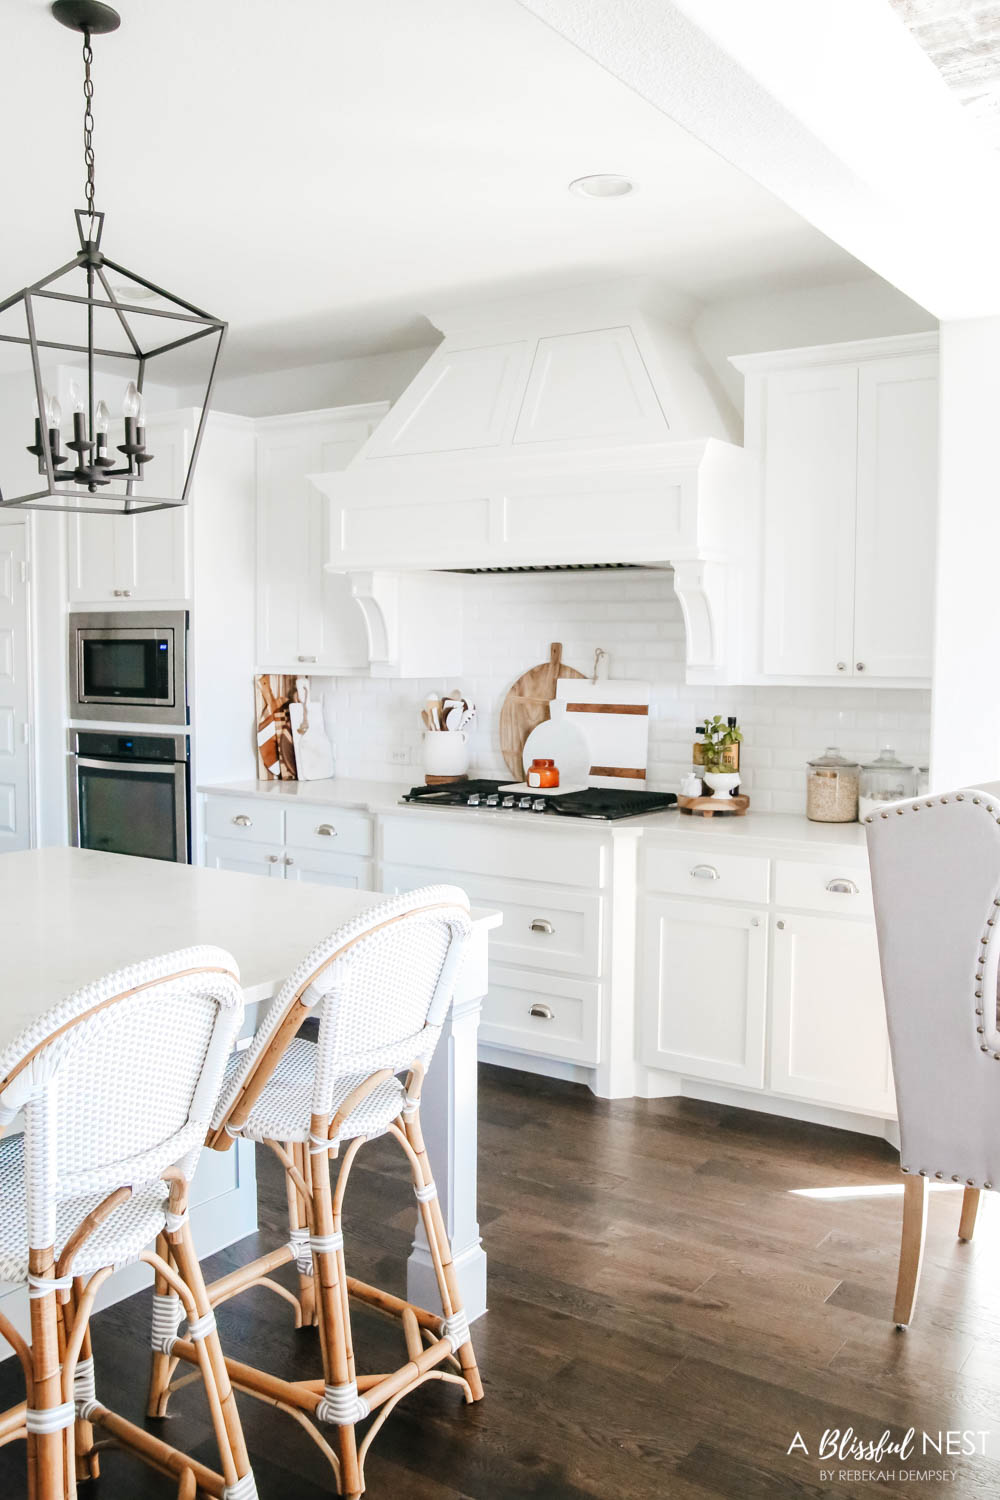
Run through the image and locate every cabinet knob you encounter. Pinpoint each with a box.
[266,853,280,863]
[316,824,337,837]
[297,655,317,663]
[123,589,132,598]
[529,918,554,935]
[856,662,865,672]
[750,917,760,928]
[776,919,785,930]
[112,589,122,597]
[284,855,294,866]
[232,814,253,828]
[836,661,846,672]
[528,1004,555,1021]
[690,864,720,881]
[826,878,859,895]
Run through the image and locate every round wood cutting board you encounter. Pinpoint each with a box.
[499,641,585,781]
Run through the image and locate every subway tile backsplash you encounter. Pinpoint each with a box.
[318,570,930,814]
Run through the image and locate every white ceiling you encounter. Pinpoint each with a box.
[891,0,1000,145]
[2,0,873,378]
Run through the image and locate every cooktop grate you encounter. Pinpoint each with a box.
[401,780,677,820]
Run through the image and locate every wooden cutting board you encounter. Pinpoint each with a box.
[499,642,585,781]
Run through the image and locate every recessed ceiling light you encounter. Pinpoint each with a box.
[568,174,635,199]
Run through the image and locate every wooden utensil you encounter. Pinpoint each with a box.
[255,674,298,780]
[499,642,585,782]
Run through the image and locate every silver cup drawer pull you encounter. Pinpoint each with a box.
[316,824,338,837]
[826,878,859,895]
[232,814,253,828]
[529,918,555,935]
[529,1004,555,1021]
[691,864,720,881]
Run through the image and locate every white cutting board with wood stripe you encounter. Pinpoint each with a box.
[555,679,650,788]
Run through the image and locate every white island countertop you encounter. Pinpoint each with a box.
[199,776,871,857]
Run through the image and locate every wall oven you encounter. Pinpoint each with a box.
[68,730,190,864]
[69,610,188,724]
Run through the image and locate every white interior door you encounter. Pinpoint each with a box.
[0,525,32,851]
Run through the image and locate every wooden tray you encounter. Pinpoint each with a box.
[498,642,585,782]
[678,793,750,817]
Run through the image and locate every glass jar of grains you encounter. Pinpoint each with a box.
[806,747,860,823]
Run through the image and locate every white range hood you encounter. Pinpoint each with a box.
[311,280,747,677]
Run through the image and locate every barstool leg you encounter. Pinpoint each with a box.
[286,1142,317,1328]
[147,1233,181,1417]
[310,1138,362,1498]
[169,1220,256,1496]
[403,1106,483,1401]
[959,1186,982,1242]
[68,1280,99,1482]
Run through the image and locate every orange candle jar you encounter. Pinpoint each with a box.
[527,758,559,788]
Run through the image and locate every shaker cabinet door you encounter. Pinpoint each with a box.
[852,354,938,680]
[203,836,284,878]
[638,897,767,1088]
[769,913,895,1114]
[761,365,858,678]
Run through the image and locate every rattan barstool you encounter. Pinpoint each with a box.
[146,886,482,1499]
[0,946,258,1500]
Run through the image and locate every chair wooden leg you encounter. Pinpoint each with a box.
[68,1280,99,1483]
[169,1220,255,1496]
[403,1107,483,1402]
[959,1186,982,1242]
[894,1174,928,1329]
[310,1131,362,1498]
[27,1249,71,1500]
[147,1233,182,1418]
[286,1143,317,1328]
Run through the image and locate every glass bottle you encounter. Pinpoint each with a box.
[858,746,918,821]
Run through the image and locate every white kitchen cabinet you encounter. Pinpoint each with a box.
[733,334,938,684]
[769,911,894,1114]
[256,405,386,673]
[204,836,284,879]
[283,846,374,890]
[638,896,767,1089]
[67,413,191,604]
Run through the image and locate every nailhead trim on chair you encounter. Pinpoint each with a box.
[901,1166,996,1190]
[316,1380,370,1425]
[25,1401,76,1434]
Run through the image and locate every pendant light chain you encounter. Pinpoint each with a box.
[82,30,96,215]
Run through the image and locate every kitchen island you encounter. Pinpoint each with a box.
[0,847,500,1346]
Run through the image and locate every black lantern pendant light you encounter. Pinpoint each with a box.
[0,1,226,515]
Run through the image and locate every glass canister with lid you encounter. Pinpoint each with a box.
[858,746,918,821]
[806,747,861,823]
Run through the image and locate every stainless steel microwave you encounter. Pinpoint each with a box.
[69,610,188,724]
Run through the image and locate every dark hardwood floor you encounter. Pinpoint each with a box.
[4,1064,1000,1498]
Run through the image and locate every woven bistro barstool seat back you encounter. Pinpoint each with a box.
[150,887,479,1500]
[0,946,258,1500]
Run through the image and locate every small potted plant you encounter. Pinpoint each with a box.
[701,715,743,797]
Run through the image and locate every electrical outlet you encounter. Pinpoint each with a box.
[389,748,409,765]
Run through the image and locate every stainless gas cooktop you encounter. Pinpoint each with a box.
[401,780,677,820]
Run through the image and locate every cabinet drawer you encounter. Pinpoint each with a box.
[382,863,599,976]
[381,816,606,889]
[481,966,600,1066]
[773,859,873,916]
[643,844,769,904]
[284,804,372,857]
[205,798,284,846]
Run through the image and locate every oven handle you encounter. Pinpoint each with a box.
[73,757,184,772]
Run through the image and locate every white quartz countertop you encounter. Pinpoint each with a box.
[199,777,870,857]
[0,848,501,1051]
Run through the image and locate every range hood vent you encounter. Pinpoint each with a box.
[312,280,747,681]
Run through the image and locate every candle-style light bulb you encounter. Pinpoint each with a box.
[122,381,141,420]
[68,379,86,414]
[48,396,62,429]
[95,400,110,435]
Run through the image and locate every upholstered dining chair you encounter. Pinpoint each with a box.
[146,886,480,1500]
[866,783,1000,1329]
[0,945,257,1500]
